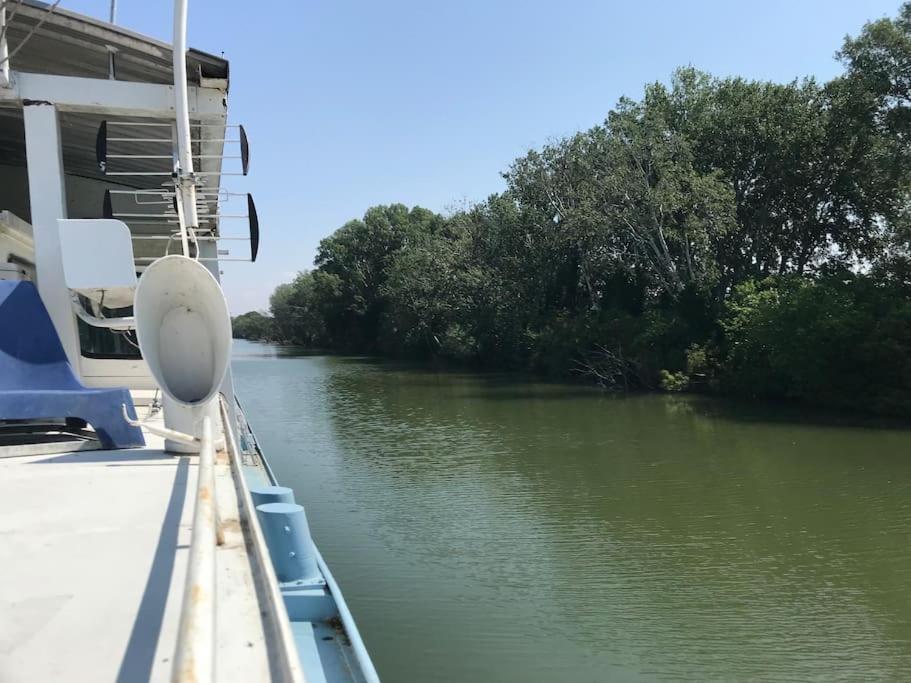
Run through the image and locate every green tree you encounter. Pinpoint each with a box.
[231,311,273,340]
[269,271,326,346]
[314,204,444,350]
[835,3,911,261]
[505,98,737,306]
[256,3,911,415]
[721,273,911,413]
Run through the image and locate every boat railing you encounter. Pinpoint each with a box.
[167,400,305,683]
[171,413,217,683]
[218,395,306,683]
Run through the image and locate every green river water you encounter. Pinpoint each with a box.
[232,340,911,682]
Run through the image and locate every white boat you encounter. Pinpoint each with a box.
[0,2,379,681]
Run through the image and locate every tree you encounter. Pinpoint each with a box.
[269,272,326,346]
[231,311,273,340]
[835,3,911,259]
[254,3,911,415]
[314,204,444,350]
[721,273,911,414]
[505,76,740,306]
[647,68,900,283]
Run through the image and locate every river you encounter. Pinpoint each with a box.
[232,340,911,682]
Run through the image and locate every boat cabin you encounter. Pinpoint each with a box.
[0,0,236,392]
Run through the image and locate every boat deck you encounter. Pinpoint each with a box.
[0,404,285,682]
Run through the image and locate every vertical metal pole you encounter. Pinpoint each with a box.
[107,0,117,79]
[172,0,198,256]
[23,103,82,370]
[0,2,10,88]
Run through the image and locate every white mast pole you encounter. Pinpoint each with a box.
[172,0,197,256]
[107,0,117,78]
[0,2,10,88]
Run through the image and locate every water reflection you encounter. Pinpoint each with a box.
[232,341,911,682]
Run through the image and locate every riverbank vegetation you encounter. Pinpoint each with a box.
[234,5,911,416]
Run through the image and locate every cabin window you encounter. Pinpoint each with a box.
[77,300,141,359]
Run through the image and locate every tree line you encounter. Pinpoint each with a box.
[234,4,911,416]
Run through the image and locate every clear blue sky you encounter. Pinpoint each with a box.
[65,0,900,313]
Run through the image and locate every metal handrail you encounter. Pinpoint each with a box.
[219,396,306,683]
[171,415,217,683]
[1,1,10,88]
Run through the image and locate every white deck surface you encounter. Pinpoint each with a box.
[0,408,276,682]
